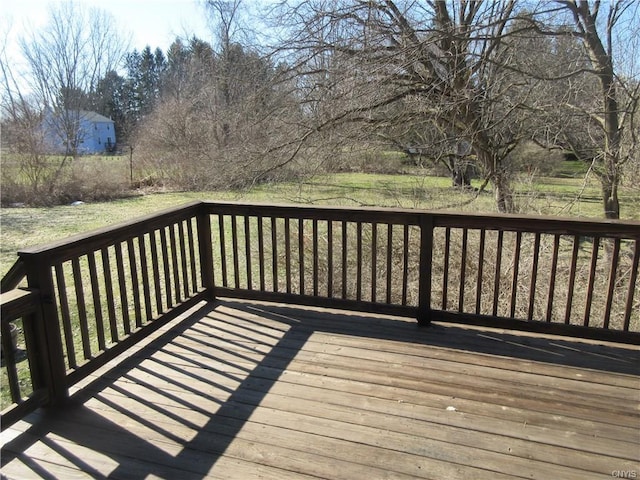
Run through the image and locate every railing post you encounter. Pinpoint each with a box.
[197,205,216,301]
[417,214,434,326]
[20,253,69,405]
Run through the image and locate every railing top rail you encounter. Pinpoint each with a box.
[5,200,639,273]
[430,212,640,238]
[1,288,39,321]
[204,201,424,225]
[1,259,27,293]
[17,201,203,265]
[204,201,640,238]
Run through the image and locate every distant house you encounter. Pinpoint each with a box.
[43,110,116,154]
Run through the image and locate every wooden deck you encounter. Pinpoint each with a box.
[1,300,639,479]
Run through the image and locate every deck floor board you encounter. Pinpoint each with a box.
[2,300,639,479]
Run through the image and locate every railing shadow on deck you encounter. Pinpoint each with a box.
[0,300,311,478]
[2,298,638,479]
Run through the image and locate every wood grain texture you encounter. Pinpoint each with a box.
[2,299,638,479]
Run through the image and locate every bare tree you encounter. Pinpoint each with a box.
[1,1,128,203]
[272,1,552,212]
[524,1,640,219]
[0,45,49,198]
[18,1,128,158]
[205,0,244,52]
[135,34,301,190]
[559,1,640,219]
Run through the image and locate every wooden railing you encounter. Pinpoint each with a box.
[205,202,639,340]
[1,201,638,430]
[0,202,213,429]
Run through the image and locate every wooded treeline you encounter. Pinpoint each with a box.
[1,0,639,218]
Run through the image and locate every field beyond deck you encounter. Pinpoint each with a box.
[1,300,639,479]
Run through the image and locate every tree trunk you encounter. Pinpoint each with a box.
[475,144,515,213]
[492,171,516,213]
[451,157,472,188]
[601,180,620,220]
[570,1,622,220]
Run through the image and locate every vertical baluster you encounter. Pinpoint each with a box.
[458,229,468,312]
[603,238,620,329]
[401,225,409,306]
[230,216,240,290]
[137,235,153,323]
[442,227,451,310]
[244,216,253,290]
[186,218,198,292]
[126,238,143,328]
[284,217,291,293]
[72,257,92,359]
[342,222,348,299]
[583,236,600,327]
[54,263,76,366]
[178,221,190,298]
[527,233,541,322]
[418,216,434,325]
[257,216,266,291]
[475,229,485,314]
[159,227,172,308]
[271,217,278,292]
[356,222,363,302]
[299,218,305,295]
[564,236,580,324]
[371,223,378,303]
[218,215,228,288]
[148,230,163,314]
[509,232,522,318]
[327,220,334,298]
[623,240,639,331]
[545,234,561,322]
[87,252,106,350]
[386,224,393,304]
[313,219,319,296]
[101,247,118,342]
[492,230,503,317]
[170,224,182,302]
[114,243,131,334]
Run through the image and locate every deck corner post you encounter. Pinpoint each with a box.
[20,252,69,406]
[417,214,434,327]
[197,205,216,301]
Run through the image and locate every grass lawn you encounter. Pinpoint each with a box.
[1,171,638,279]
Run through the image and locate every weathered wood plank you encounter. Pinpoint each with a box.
[151,334,638,420]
